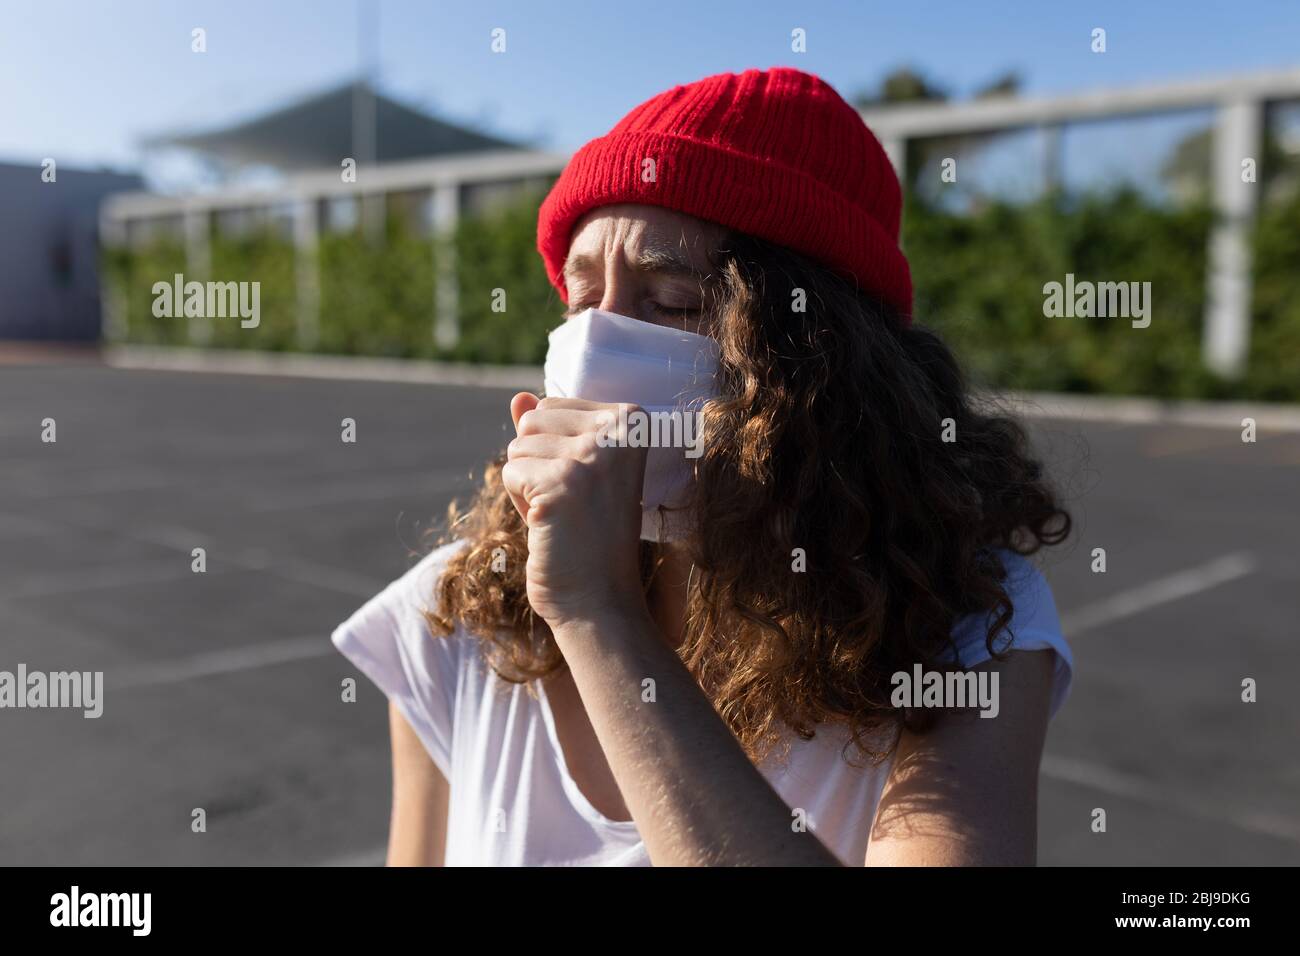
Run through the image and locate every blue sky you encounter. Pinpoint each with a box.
[3,0,1298,177]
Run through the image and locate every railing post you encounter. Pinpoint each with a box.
[879,135,906,179]
[431,182,460,351]
[1203,97,1262,379]
[294,197,320,351]
[183,204,211,345]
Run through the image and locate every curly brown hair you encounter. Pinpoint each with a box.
[428,229,1070,767]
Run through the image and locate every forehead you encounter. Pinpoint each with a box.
[563,204,726,275]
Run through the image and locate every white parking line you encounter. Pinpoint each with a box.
[316,847,388,867]
[10,472,192,499]
[1041,753,1300,844]
[246,471,469,512]
[6,507,388,599]
[112,636,334,689]
[1060,552,1257,637]
[0,558,197,601]
[255,556,388,599]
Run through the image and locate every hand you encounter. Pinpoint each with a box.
[503,393,649,629]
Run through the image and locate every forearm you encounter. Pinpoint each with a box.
[552,611,841,867]
[387,702,449,866]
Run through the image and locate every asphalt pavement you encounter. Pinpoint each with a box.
[1,365,1296,865]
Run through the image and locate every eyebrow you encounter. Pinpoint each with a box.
[563,247,710,285]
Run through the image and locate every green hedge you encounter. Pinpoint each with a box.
[102,186,1300,400]
[905,186,1300,401]
[316,222,438,358]
[208,232,297,351]
[102,239,188,346]
[905,189,1218,398]
[447,192,561,364]
[1246,189,1300,401]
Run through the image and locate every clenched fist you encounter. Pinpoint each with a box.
[503,393,649,629]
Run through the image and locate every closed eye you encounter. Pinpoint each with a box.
[650,300,702,315]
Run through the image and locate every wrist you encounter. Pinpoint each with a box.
[548,602,656,645]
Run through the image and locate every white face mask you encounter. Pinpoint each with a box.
[542,308,720,542]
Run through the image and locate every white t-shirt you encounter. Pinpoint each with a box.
[332,541,1073,866]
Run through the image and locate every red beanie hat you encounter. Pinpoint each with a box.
[537,66,912,323]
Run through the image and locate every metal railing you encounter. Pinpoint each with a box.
[102,67,1300,377]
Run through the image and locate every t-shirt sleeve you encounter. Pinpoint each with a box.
[330,541,468,778]
[949,550,1074,720]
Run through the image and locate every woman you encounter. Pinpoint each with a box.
[333,66,1073,866]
